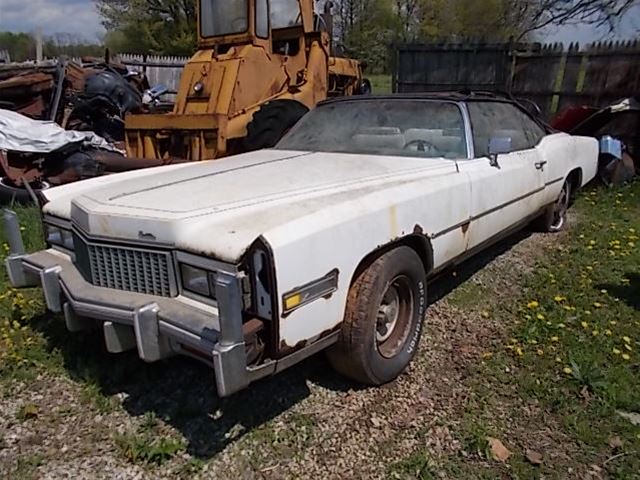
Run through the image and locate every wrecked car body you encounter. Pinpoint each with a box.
[5,94,599,397]
[552,96,639,185]
[0,109,181,203]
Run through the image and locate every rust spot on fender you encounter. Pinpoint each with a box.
[278,326,340,356]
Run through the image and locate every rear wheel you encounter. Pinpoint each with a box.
[327,247,427,385]
[243,100,309,152]
[535,179,571,232]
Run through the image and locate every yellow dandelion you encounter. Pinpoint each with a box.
[558,323,566,328]
[623,336,631,344]
[537,313,545,320]
[581,321,589,329]
[586,266,593,271]
[563,367,573,374]
[625,344,633,352]
[605,330,613,336]
[610,320,618,325]
[554,295,566,303]
[482,352,493,359]
[622,353,631,361]
[481,311,490,319]
[592,330,599,336]
[613,348,621,355]
[585,310,592,315]
[527,301,539,309]
[593,302,603,308]
[516,347,524,357]
[555,356,562,363]
[551,336,559,342]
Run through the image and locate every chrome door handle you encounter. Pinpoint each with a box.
[535,161,547,170]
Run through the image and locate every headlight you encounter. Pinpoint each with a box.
[179,263,216,299]
[45,224,74,251]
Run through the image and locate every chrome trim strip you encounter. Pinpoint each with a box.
[458,102,475,160]
[431,183,554,239]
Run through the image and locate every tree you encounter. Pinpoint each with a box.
[510,0,639,40]
[96,0,197,55]
[331,0,639,72]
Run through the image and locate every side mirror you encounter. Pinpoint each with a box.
[488,136,512,168]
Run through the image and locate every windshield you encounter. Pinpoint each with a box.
[271,0,302,28]
[200,0,248,37]
[277,100,467,159]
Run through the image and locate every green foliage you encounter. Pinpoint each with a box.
[0,31,104,62]
[115,431,185,465]
[0,32,35,62]
[97,0,197,56]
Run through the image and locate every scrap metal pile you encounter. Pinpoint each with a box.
[552,97,639,186]
[0,57,174,203]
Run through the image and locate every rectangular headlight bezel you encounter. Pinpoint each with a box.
[43,216,74,252]
[180,263,216,298]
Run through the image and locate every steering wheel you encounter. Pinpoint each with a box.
[403,139,441,155]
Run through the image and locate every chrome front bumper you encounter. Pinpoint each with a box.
[3,212,252,397]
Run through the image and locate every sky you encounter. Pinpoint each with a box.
[0,0,638,45]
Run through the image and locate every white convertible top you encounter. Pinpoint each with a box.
[0,109,120,154]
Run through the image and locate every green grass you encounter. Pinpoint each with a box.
[500,184,640,476]
[115,430,185,465]
[11,453,44,479]
[394,181,640,477]
[369,74,392,94]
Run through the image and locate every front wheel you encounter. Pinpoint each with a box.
[327,247,427,385]
[534,179,571,232]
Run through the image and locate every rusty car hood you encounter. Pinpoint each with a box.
[44,149,458,262]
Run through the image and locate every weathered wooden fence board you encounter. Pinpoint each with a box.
[394,41,640,119]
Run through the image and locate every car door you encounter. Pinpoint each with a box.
[457,101,546,250]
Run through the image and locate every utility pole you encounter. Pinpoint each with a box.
[35,27,43,63]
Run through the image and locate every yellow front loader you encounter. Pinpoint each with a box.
[126,0,369,161]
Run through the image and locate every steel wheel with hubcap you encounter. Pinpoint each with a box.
[376,275,414,359]
[327,247,427,386]
[534,179,571,233]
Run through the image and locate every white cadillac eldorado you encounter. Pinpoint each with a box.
[4,94,599,396]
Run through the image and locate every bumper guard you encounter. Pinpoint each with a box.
[3,210,254,397]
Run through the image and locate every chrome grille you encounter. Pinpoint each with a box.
[80,239,174,297]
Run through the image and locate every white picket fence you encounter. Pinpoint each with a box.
[118,54,189,95]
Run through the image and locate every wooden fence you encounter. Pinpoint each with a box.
[393,41,640,119]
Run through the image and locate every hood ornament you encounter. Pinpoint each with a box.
[138,231,156,241]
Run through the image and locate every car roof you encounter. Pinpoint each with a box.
[319,91,518,106]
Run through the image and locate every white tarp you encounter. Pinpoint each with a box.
[0,109,121,154]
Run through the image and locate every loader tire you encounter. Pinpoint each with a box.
[327,247,427,386]
[244,100,309,152]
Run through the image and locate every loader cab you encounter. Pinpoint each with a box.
[197,0,319,54]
